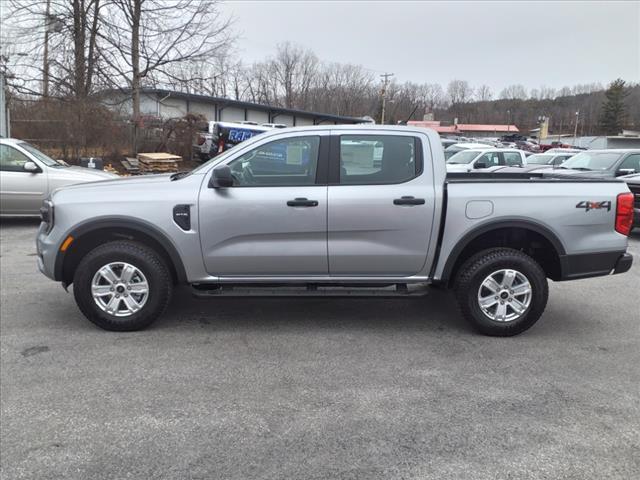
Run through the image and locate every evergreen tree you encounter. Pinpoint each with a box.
[599,79,629,135]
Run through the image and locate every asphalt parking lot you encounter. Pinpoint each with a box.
[1,218,639,480]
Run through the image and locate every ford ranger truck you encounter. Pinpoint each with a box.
[36,126,635,336]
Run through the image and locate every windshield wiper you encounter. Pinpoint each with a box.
[170,171,190,181]
[568,167,592,171]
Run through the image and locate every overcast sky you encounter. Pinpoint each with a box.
[223,0,640,92]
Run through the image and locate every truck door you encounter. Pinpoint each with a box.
[198,132,329,276]
[327,133,436,276]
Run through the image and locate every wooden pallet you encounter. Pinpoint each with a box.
[137,152,181,173]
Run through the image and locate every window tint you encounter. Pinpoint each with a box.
[228,136,319,186]
[0,145,31,172]
[503,151,523,166]
[339,135,417,185]
[619,154,640,173]
[475,151,500,168]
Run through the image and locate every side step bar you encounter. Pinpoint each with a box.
[191,283,430,298]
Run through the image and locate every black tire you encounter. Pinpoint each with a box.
[453,248,548,336]
[73,240,172,331]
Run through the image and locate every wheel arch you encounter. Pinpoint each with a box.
[55,216,188,285]
[440,219,566,286]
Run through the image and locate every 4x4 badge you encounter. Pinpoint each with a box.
[576,200,611,212]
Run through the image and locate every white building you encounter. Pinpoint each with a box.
[101,88,368,127]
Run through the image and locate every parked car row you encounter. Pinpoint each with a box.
[484,149,640,178]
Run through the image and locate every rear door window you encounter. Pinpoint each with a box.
[503,152,523,166]
[338,135,419,185]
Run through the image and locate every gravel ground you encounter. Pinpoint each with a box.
[1,218,639,479]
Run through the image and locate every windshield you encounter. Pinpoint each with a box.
[526,154,554,165]
[447,150,480,164]
[560,152,622,171]
[444,147,464,160]
[18,142,66,167]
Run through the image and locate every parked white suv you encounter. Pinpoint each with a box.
[446,148,526,172]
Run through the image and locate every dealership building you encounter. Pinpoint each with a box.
[101,88,369,127]
[408,120,519,137]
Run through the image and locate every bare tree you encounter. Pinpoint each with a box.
[421,83,446,112]
[476,84,493,102]
[99,0,233,151]
[4,0,102,99]
[447,79,473,105]
[499,84,528,100]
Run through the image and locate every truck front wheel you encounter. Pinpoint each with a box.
[73,241,172,331]
[453,248,548,336]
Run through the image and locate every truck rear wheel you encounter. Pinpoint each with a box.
[73,241,172,331]
[453,248,548,336]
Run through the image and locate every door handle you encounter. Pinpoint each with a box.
[287,197,318,207]
[393,196,425,206]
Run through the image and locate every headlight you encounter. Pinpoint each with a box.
[40,200,54,233]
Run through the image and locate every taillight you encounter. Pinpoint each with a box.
[197,135,205,145]
[218,138,224,153]
[615,192,634,236]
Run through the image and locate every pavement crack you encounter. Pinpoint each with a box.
[21,345,50,357]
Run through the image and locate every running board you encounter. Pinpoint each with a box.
[191,283,430,298]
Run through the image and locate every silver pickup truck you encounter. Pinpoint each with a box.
[36,126,635,336]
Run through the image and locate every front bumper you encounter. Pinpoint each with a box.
[559,251,633,280]
[36,222,59,280]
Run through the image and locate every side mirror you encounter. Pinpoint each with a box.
[616,168,636,177]
[209,165,234,188]
[474,161,488,169]
[23,161,39,173]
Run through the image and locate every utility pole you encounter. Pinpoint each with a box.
[380,72,394,124]
[573,110,580,145]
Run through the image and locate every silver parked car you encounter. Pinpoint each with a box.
[0,138,118,215]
